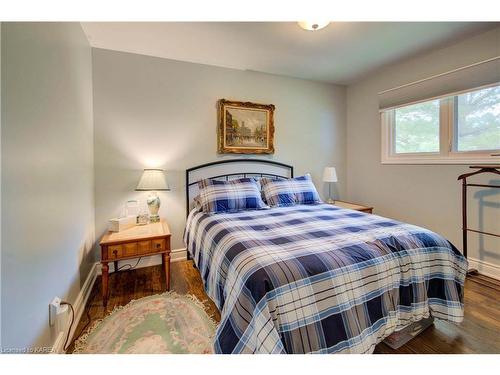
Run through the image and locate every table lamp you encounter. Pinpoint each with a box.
[135,169,170,223]
[322,167,338,204]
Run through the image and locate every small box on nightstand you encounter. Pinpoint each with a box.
[108,216,137,232]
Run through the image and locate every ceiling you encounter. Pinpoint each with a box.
[81,22,497,84]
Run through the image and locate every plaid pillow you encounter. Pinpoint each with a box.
[197,177,269,214]
[261,174,322,207]
[193,195,203,211]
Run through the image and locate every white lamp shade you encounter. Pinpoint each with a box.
[136,169,170,191]
[322,167,338,182]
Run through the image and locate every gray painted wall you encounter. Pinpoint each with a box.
[347,27,500,273]
[1,23,94,349]
[92,48,347,256]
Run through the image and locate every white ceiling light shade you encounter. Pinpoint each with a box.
[297,21,330,31]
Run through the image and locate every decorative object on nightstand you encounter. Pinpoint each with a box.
[109,199,142,232]
[137,208,149,225]
[322,166,338,204]
[99,220,172,308]
[125,199,139,217]
[136,169,170,223]
[332,200,373,214]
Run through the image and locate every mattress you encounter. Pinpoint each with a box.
[184,203,467,354]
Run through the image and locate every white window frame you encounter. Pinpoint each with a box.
[381,86,500,165]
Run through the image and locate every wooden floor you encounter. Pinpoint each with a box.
[68,261,500,354]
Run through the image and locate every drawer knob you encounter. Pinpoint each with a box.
[156,243,161,248]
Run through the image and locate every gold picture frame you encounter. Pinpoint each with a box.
[218,99,275,154]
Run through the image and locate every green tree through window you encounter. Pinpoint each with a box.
[394,100,440,153]
[456,86,500,151]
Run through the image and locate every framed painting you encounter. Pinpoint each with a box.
[218,99,275,154]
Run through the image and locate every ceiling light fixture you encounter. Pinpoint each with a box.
[297,21,330,31]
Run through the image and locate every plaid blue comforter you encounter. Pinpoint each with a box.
[184,204,467,354]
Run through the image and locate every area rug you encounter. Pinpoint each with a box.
[73,292,217,354]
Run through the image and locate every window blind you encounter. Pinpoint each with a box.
[379,56,500,111]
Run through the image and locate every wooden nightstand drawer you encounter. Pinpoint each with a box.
[152,239,166,251]
[108,245,123,259]
[137,240,151,255]
[123,242,138,257]
[100,221,171,308]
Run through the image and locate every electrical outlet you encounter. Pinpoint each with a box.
[49,297,62,327]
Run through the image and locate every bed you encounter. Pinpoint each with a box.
[184,159,467,354]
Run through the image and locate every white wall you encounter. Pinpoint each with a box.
[0,22,3,348]
[92,48,346,256]
[1,23,94,349]
[347,27,500,277]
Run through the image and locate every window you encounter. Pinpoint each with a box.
[394,100,440,154]
[454,86,500,152]
[382,84,500,164]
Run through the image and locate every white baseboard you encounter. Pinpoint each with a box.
[171,248,188,262]
[51,262,99,354]
[468,257,500,280]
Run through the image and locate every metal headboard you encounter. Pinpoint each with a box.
[185,158,294,215]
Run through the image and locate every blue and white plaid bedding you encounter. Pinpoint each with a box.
[184,203,467,354]
[197,177,268,214]
[261,174,321,207]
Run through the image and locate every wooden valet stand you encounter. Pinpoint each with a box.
[457,165,500,276]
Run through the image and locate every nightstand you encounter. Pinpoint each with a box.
[330,200,373,214]
[99,220,171,308]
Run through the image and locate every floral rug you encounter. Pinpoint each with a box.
[73,292,217,354]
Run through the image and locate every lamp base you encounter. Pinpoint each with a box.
[147,192,161,223]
